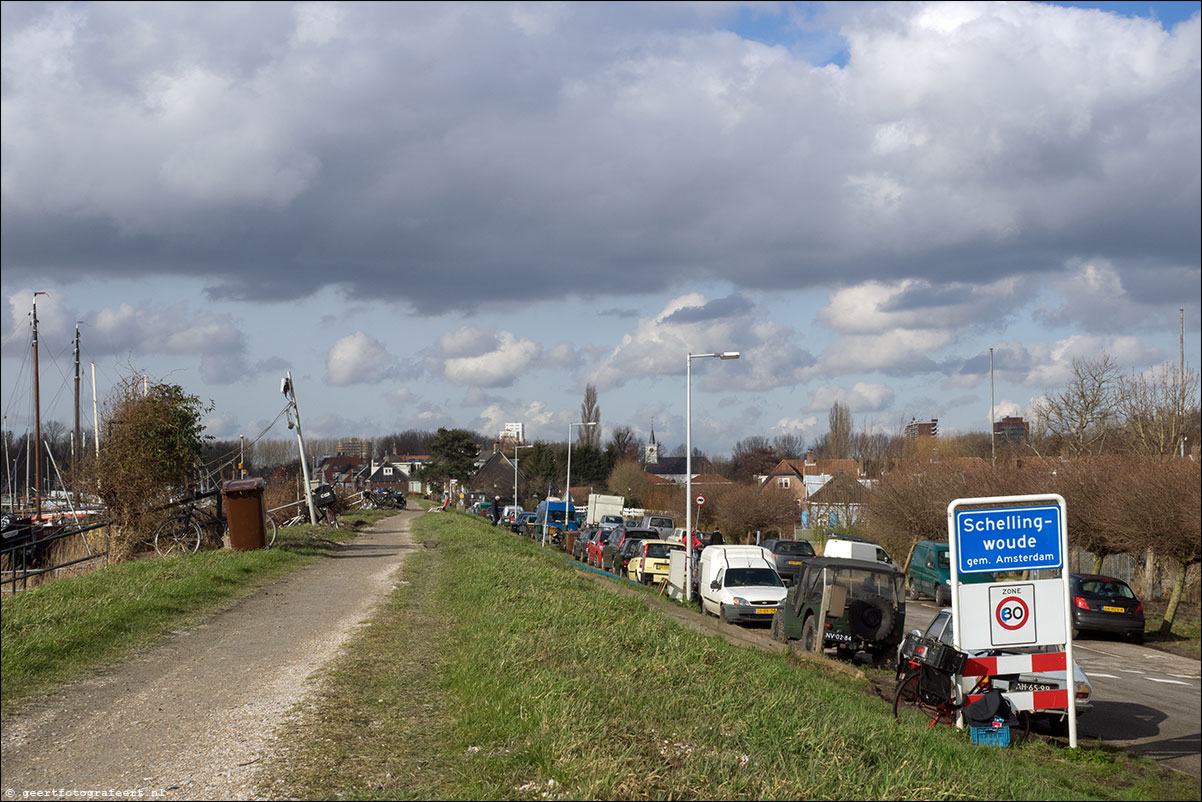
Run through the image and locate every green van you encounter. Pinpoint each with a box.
[907,540,994,604]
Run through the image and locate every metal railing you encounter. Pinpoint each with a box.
[2,518,110,594]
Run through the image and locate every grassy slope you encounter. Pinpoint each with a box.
[261,511,1199,801]
[0,511,393,713]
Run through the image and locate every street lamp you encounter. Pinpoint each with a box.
[514,443,533,512]
[549,421,597,547]
[685,351,739,601]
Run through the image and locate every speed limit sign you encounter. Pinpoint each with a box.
[695,495,705,506]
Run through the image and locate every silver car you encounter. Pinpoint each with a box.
[920,608,1092,735]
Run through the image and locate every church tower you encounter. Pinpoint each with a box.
[644,417,659,465]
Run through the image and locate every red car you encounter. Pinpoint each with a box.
[586,528,617,568]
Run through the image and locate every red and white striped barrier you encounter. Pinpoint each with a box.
[963,652,1070,712]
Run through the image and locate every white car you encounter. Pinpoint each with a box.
[697,545,787,624]
[920,609,1092,734]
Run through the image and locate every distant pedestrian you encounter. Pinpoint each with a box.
[491,495,501,526]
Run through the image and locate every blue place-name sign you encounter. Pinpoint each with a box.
[954,505,1062,573]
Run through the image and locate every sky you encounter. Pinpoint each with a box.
[2,1,1200,459]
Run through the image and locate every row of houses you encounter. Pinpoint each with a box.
[303,454,436,496]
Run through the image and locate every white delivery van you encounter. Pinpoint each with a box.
[822,537,900,571]
[697,545,786,624]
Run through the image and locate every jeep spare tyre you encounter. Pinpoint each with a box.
[848,595,895,641]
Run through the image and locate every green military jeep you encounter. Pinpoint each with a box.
[771,556,906,665]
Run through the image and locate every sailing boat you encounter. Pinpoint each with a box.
[1,293,60,550]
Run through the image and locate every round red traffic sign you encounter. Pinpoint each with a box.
[995,595,1030,631]
[695,495,705,506]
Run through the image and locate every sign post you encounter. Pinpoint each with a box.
[948,493,1077,748]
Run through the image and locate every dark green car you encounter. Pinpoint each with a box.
[771,556,906,665]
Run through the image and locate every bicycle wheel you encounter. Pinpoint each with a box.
[1008,709,1031,745]
[154,517,203,557]
[893,672,948,728]
[264,512,278,547]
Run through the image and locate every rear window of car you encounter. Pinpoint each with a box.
[601,515,623,524]
[773,540,815,556]
[648,517,672,528]
[645,542,682,559]
[1081,579,1136,599]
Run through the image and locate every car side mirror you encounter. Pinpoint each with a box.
[710,580,721,590]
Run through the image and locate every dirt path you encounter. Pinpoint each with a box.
[1,510,419,801]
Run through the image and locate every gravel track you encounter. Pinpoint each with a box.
[1,510,418,801]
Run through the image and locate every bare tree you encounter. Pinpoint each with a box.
[1118,364,1200,456]
[606,459,652,506]
[773,432,806,460]
[1030,354,1122,457]
[579,384,601,447]
[606,426,640,462]
[1108,458,1201,634]
[820,401,853,459]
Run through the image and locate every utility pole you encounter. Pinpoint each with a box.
[990,347,996,468]
[282,372,318,525]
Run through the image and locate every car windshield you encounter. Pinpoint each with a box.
[1081,579,1136,599]
[645,542,682,559]
[831,568,900,602]
[773,541,815,556]
[725,568,784,588]
[601,515,623,524]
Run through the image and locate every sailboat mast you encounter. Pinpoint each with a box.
[32,293,44,523]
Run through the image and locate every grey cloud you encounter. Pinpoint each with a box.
[1,3,1197,321]
[663,294,756,324]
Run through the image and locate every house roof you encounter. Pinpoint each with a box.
[645,456,713,478]
[766,458,863,479]
[691,473,734,485]
[807,471,869,504]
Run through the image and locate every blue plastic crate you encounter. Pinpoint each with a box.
[970,724,1011,747]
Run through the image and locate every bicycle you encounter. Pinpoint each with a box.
[892,634,1030,744]
[155,497,277,556]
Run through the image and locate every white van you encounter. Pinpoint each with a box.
[697,545,786,624]
[822,537,899,571]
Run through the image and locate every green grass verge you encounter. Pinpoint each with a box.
[260,511,1200,801]
[0,511,396,713]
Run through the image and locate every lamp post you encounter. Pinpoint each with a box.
[685,351,739,601]
[549,421,596,547]
[514,442,532,512]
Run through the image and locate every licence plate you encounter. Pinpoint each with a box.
[1012,681,1056,692]
[1102,605,1125,613]
[654,562,668,570]
[755,607,776,615]
[787,560,802,565]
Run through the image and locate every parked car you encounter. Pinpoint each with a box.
[772,556,906,664]
[598,514,624,532]
[918,607,1093,735]
[602,527,659,573]
[697,544,787,624]
[573,528,597,562]
[627,539,684,585]
[822,535,899,571]
[512,511,538,535]
[760,538,816,585]
[639,514,675,538]
[607,528,661,574]
[586,528,617,567]
[1070,574,1145,643]
[906,540,992,604]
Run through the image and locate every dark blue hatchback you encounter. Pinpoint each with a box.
[1071,574,1145,643]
